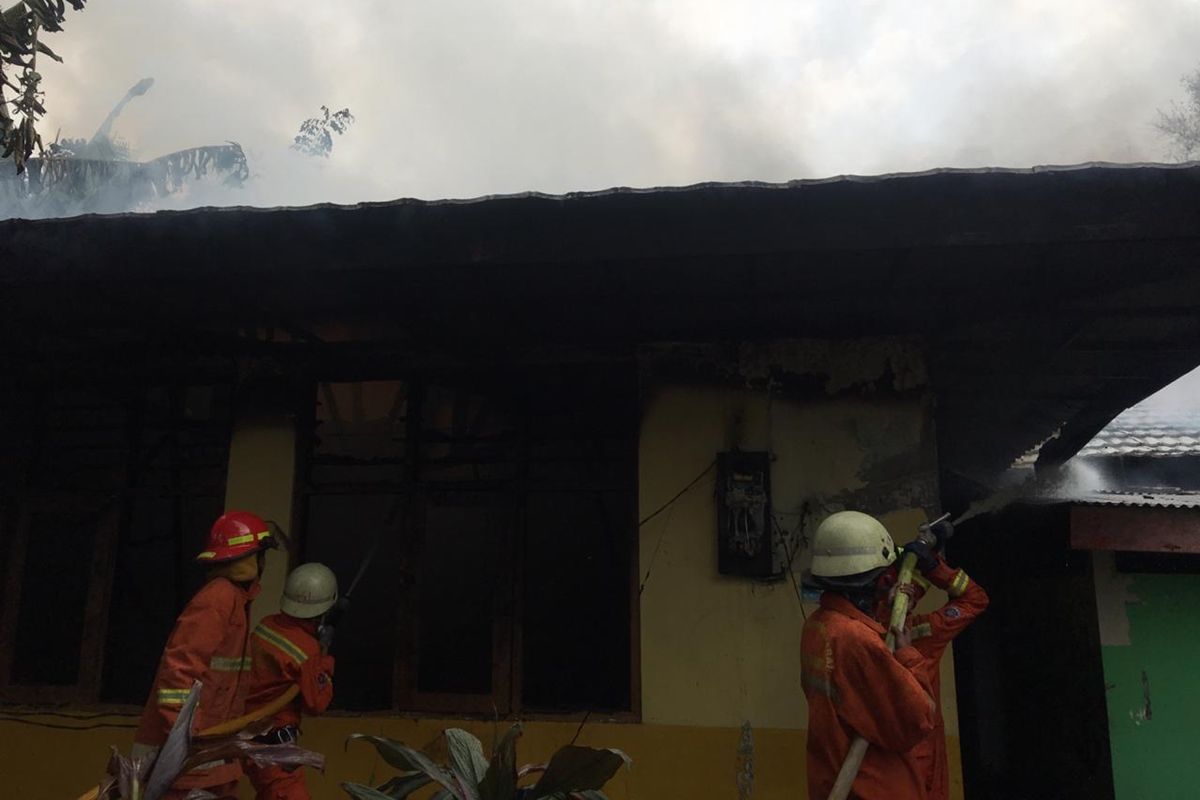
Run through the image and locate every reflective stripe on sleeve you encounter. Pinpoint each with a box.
[948,569,970,598]
[209,655,254,672]
[253,624,308,664]
[157,688,192,707]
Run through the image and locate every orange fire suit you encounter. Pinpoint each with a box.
[134,576,261,799]
[906,559,989,800]
[802,592,937,800]
[243,613,335,800]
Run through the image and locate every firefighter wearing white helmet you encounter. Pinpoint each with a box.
[809,510,898,582]
[281,562,339,618]
[245,563,339,800]
[800,511,936,800]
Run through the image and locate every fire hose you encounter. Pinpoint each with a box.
[825,513,950,800]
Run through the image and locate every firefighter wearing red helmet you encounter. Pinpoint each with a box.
[132,511,277,800]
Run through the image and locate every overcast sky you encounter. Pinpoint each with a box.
[33,0,1200,207]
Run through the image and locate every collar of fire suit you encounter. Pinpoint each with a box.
[211,575,262,601]
[272,612,318,636]
[820,591,887,635]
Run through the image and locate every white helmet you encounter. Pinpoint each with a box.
[809,511,897,579]
[281,563,339,619]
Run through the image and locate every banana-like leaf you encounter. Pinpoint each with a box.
[342,782,397,800]
[376,773,434,799]
[446,728,489,796]
[527,747,631,800]
[143,681,202,800]
[182,741,325,775]
[347,735,462,799]
[479,724,522,800]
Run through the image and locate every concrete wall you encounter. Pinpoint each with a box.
[1095,552,1200,800]
[222,416,297,627]
[0,337,968,800]
[634,339,960,798]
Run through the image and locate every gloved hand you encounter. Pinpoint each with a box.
[927,519,954,551]
[318,621,336,651]
[903,538,938,574]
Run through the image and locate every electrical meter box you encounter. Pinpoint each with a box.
[716,451,775,578]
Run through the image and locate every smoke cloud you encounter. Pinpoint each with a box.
[18,0,1200,211]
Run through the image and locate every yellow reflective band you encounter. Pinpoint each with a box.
[253,624,308,664]
[949,570,970,598]
[197,551,216,560]
[209,655,253,672]
[913,622,933,639]
[157,688,191,707]
[226,530,271,547]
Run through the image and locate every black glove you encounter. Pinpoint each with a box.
[928,519,954,551]
[903,539,938,573]
[318,621,336,651]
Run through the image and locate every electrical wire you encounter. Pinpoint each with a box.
[638,460,718,595]
[0,715,138,730]
[639,500,677,596]
[775,516,808,620]
[0,708,137,720]
[638,460,717,528]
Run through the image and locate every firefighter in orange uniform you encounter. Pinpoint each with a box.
[244,563,338,800]
[132,511,276,799]
[801,511,937,800]
[881,528,989,800]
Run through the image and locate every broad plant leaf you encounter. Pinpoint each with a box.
[479,723,523,800]
[342,782,397,800]
[348,734,462,799]
[528,746,631,799]
[183,741,325,774]
[446,728,489,797]
[143,681,202,800]
[376,773,434,799]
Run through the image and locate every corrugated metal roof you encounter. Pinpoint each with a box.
[1070,490,1200,509]
[1078,406,1200,458]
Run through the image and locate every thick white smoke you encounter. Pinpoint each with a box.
[11,0,1200,216]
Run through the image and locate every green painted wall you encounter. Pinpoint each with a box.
[1101,568,1200,800]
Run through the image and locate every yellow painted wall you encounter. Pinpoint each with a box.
[0,338,967,799]
[223,415,296,625]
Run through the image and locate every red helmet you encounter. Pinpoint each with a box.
[197,510,276,563]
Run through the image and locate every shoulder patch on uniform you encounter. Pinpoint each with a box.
[945,606,961,619]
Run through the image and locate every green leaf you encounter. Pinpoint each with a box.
[343,782,398,800]
[347,735,462,799]
[446,728,489,795]
[528,747,631,799]
[377,774,434,799]
[479,723,522,800]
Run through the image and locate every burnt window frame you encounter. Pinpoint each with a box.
[294,361,643,721]
[0,378,234,707]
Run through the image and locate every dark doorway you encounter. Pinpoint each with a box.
[948,502,1115,800]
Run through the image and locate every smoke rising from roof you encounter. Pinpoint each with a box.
[18,0,1200,211]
